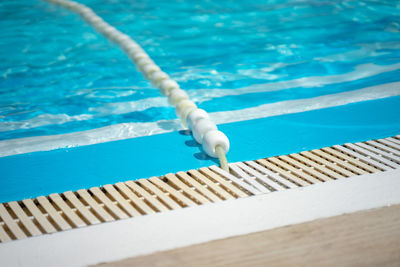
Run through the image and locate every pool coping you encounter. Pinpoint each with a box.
[101,204,400,266]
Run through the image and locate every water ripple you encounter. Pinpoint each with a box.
[1,0,400,142]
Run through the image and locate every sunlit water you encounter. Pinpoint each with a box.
[1,0,400,146]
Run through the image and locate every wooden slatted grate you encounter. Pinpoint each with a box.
[1,135,399,243]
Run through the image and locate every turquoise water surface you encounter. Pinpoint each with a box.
[1,0,400,141]
[0,0,400,202]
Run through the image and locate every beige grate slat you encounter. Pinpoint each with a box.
[278,155,333,182]
[63,191,101,225]
[89,187,129,220]
[36,196,71,231]
[77,189,114,222]
[125,181,169,212]
[269,157,324,184]
[22,199,57,234]
[149,177,198,208]
[256,158,310,186]
[114,182,156,214]
[245,161,299,189]
[188,170,233,200]
[333,145,390,171]
[200,167,249,198]
[1,135,399,243]
[8,201,41,237]
[236,162,286,191]
[299,151,355,178]
[311,149,368,175]
[103,185,142,217]
[209,165,261,195]
[288,153,344,180]
[49,194,86,228]
[165,174,212,205]
[175,172,222,203]
[0,222,11,242]
[137,179,182,210]
[321,147,380,173]
[0,203,26,240]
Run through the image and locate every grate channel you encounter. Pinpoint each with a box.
[1,135,399,243]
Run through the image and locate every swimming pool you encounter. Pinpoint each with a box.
[1,0,400,202]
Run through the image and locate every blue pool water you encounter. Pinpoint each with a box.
[1,0,400,142]
[0,0,400,201]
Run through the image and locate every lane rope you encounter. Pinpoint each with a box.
[46,0,230,171]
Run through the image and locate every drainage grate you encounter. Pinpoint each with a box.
[0,135,399,243]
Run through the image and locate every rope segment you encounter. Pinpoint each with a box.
[45,0,230,171]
